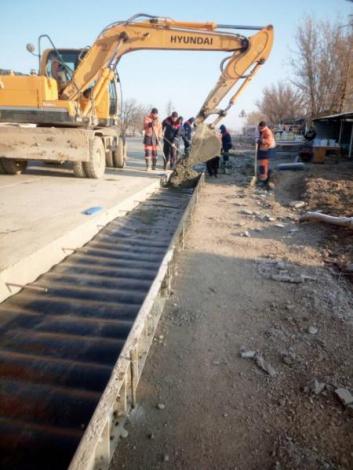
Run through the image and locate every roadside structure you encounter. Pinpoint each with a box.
[313,111,353,158]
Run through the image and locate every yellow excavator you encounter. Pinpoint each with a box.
[0,13,273,178]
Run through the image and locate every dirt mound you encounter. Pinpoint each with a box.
[302,162,353,277]
[305,176,353,216]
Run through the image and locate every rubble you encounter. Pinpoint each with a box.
[241,231,251,237]
[308,326,318,335]
[241,209,255,216]
[304,379,326,395]
[281,350,296,366]
[240,348,277,377]
[257,260,317,284]
[289,200,306,209]
[335,388,353,406]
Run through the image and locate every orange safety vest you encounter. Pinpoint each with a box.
[143,114,162,139]
[259,126,276,151]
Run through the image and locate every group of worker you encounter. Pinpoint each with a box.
[142,107,276,189]
[143,107,233,174]
[143,108,194,171]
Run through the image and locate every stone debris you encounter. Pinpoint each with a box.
[120,428,129,439]
[257,260,317,284]
[304,379,326,395]
[308,326,318,335]
[289,200,306,209]
[240,350,256,359]
[241,209,255,216]
[335,388,353,406]
[255,354,277,377]
[157,403,166,410]
[274,435,336,469]
[275,223,285,228]
[263,215,276,222]
[240,348,277,376]
[241,231,251,237]
[281,350,296,366]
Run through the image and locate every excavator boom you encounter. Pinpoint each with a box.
[0,14,274,179]
[61,14,273,127]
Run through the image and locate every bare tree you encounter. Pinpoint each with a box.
[255,81,303,125]
[121,99,149,137]
[291,16,352,118]
[246,110,268,126]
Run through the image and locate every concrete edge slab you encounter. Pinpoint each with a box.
[0,179,161,303]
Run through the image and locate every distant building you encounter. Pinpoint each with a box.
[242,124,257,139]
[313,111,353,158]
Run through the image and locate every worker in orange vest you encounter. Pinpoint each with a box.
[143,108,162,170]
[257,121,276,189]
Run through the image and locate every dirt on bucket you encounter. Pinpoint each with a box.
[167,123,221,188]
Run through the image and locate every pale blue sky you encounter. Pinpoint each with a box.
[1,0,352,128]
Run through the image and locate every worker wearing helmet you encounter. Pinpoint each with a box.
[143,108,162,171]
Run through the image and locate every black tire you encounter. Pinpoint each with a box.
[83,137,106,178]
[106,150,114,168]
[0,158,28,175]
[73,162,87,178]
[123,141,128,164]
[112,137,125,168]
[0,159,6,174]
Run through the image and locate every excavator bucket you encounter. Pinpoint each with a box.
[187,123,221,166]
[166,123,222,187]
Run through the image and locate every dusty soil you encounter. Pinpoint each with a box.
[302,163,353,278]
[110,156,353,470]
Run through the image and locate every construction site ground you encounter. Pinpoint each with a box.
[0,138,161,273]
[111,154,353,470]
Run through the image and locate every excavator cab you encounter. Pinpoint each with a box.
[40,48,121,125]
[44,49,77,88]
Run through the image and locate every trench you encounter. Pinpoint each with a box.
[0,186,194,469]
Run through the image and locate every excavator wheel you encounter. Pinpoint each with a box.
[112,137,126,168]
[73,162,87,178]
[0,159,6,174]
[83,137,106,178]
[105,150,114,168]
[123,141,128,164]
[0,158,28,175]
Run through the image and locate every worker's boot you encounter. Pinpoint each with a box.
[152,159,157,170]
[145,158,151,171]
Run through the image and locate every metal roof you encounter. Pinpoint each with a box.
[313,111,353,121]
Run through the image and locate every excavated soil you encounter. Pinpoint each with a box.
[110,155,353,470]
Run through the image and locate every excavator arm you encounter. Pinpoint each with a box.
[61,14,273,126]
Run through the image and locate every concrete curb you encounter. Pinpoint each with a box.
[0,180,161,303]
